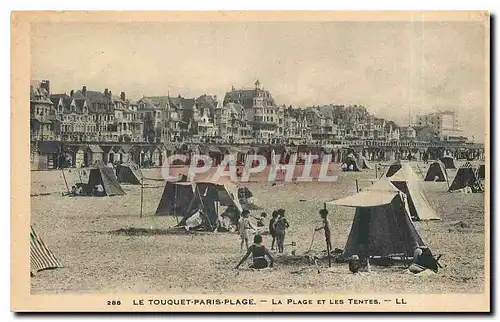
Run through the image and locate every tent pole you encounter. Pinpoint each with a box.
[355,179,359,193]
[444,169,450,189]
[416,164,425,179]
[61,168,70,194]
[323,202,331,268]
[174,185,179,225]
[140,177,144,218]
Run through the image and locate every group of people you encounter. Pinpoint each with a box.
[66,183,105,197]
[234,208,290,270]
[233,206,439,275]
[235,208,335,271]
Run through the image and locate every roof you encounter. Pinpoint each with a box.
[75,90,111,105]
[223,88,276,109]
[88,145,104,153]
[137,98,160,110]
[30,81,53,104]
[37,141,60,154]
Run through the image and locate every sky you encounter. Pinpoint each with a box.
[31,20,488,141]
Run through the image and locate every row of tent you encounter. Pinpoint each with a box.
[342,153,462,173]
[328,159,485,259]
[34,155,485,274]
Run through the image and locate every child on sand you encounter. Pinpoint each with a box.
[238,210,256,253]
[274,209,290,253]
[269,211,279,250]
[315,209,333,253]
[235,234,275,270]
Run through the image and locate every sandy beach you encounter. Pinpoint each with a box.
[30,161,485,294]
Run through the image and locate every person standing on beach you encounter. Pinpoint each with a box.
[238,210,255,253]
[274,209,289,253]
[315,208,333,253]
[269,211,279,250]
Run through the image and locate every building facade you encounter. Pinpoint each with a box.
[416,111,463,140]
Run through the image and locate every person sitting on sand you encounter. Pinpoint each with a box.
[269,211,279,250]
[70,185,77,196]
[348,254,371,274]
[235,234,275,270]
[408,245,439,274]
[92,184,105,196]
[274,209,290,254]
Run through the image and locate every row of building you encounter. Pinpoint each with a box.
[30,79,467,145]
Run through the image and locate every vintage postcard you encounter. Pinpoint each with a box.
[11,11,490,312]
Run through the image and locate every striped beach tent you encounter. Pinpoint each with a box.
[30,226,63,276]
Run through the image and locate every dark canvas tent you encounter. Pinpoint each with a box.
[385,163,440,221]
[328,178,425,258]
[30,226,63,276]
[477,164,485,180]
[155,181,196,217]
[342,153,361,172]
[155,179,243,231]
[116,160,143,184]
[84,164,126,196]
[449,167,483,193]
[385,160,402,177]
[357,154,372,169]
[424,161,448,182]
[440,156,457,169]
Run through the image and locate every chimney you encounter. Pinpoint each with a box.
[104,88,109,97]
[70,90,74,97]
[120,92,126,101]
[41,80,50,94]
[82,86,87,96]
[108,90,112,99]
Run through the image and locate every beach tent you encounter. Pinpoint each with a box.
[84,163,126,196]
[424,161,448,182]
[448,167,483,193]
[384,163,440,221]
[477,164,485,180]
[116,160,143,185]
[385,160,402,177]
[155,179,243,231]
[154,181,196,217]
[328,178,425,258]
[357,154,372,170]
[30,226,63,276]
[440,156,457,169]
[342,153,361,172]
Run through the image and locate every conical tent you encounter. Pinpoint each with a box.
[30,226,63,276]
[385,163,440,221]
[116,160,143,184]
[342,153,361,171]
[328,179,425,258]
[85,164,126,196]
[424,161,448,182]
[440,156,457,169]
[385,160,402,177]
[449,167,483,193]
[477,164,485,180]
